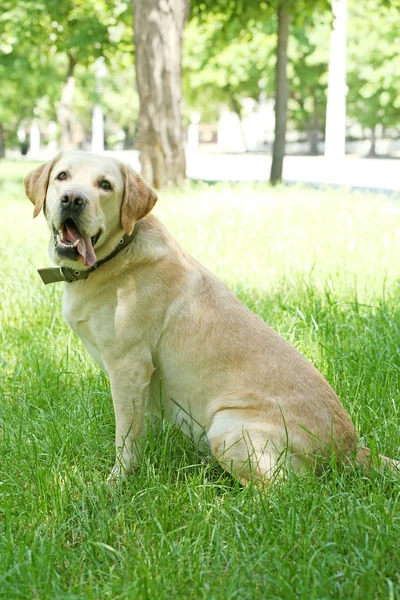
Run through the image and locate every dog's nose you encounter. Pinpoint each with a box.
[60,190,87,209]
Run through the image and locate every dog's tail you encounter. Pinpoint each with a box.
[355,445,400,472]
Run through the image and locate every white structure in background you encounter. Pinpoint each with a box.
[91,57,107,153]
[28,119,40,157]
[92,105,104,153]
[187,112,200,156]
[243,98,275,149]
[17,126,26,145]
[217,99,275,153]
[218,108,246,152]
[325,0,348,159]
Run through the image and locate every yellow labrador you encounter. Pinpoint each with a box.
[24,152,398,483]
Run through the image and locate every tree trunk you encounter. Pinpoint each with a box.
[0,124,5,158]
[307,93,319,155]
[57,54,77,150]
[123,125,136,149]
[132,0,188,188]
[367,125,377,157]
[270,2,291,184]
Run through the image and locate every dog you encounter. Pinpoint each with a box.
[24,152,399,484]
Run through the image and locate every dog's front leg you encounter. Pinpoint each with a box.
[106,353,155,480]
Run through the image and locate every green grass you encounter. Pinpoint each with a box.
[0,159,399,599]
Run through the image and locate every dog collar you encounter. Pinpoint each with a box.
[37,221,141,285]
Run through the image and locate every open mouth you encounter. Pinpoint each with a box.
[53,218,101,267]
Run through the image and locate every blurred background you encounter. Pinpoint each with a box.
[1,0,400,191]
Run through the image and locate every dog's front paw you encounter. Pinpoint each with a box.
[106,456,140,485]
[106,463,128,485]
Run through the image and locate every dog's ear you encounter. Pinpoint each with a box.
[24,153,61,218]
[120,163,158,235]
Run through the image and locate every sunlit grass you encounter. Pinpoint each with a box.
[0,159,399,598]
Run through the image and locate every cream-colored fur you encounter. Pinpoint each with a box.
[24,152,398,484]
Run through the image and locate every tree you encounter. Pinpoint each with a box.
[183,16,275,147]
[0,3,59,155]
[289,19,330,155]
[132,0,189,188]
[73,58,140,149]
[191,0,332,183]
[268,0,332,182]
[346,0,400,156]
[270,2,290,182]
[184,9,330,157]
[0,44,63,156]
[1,0,132,150]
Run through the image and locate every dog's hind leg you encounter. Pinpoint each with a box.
[207,407,308,485]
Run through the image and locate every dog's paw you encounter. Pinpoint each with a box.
[106,463,129,485]
[106,459,140,485]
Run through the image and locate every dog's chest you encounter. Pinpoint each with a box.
[75,321,107,371]
[62,289,111,371]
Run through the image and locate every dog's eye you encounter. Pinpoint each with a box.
[56,171,68,181]
[100,180,112,190]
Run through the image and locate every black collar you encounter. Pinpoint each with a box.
[37,221,141,285]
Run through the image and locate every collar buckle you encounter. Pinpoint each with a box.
[59,267,80,282]
[37,266,82,285]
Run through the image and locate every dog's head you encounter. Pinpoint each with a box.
[24,151,157,268]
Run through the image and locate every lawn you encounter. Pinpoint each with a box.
[0,159,399,599]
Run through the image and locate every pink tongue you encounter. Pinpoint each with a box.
[64,223,97,267]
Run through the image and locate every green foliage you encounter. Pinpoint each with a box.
[0,52,63,146]
[288,16,330,139]
[347,0,400,131]
[1,0,132,66]
[183,16,275,122]
[184,5,331,143]
[186,0,400,148]
[0,0,134,148]
[191,0,332,26]
[74,57,139,148]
